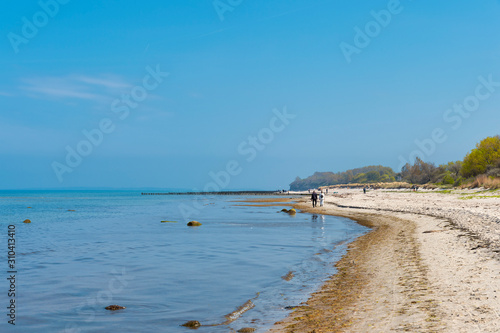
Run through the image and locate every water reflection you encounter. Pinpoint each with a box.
[311,214,326,244]
[311,214,326,223]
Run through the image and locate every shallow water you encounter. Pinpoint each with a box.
[0,191,369,332]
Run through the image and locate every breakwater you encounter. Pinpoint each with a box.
[141,191,293,196]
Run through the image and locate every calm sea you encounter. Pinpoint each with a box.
[0,190,369,333]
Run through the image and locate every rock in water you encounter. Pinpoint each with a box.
[23,219,31,223]
[281,271,295,281]
[181,320,201,328]
[187,221,202,227]
[238,328,256,333]
[105,305,125,311]
[280,208,289,213]
[288,208,296,215]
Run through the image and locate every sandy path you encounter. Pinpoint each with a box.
[269,189,500,332]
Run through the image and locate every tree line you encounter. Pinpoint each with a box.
[400,135,500,186]
[290,135,500,190]
[290,165,396,191]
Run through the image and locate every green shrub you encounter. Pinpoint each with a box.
[454,177,464,187]
[461,136,500,178]
[441,173,455,185]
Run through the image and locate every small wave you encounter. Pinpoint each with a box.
[223,299,256,324]
[19,248,56,256]
[202,295,259,327]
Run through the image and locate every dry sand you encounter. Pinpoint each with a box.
[269,189,500,333]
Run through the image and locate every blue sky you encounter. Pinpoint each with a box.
[1,0,500,190]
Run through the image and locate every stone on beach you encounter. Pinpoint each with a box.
[187,221,202,226]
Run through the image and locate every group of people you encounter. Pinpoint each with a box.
[310,190,325,207]
[310,187,369,207]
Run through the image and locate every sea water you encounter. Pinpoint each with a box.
[0,191,369,333]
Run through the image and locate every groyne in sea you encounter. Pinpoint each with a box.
[141,191,299,196]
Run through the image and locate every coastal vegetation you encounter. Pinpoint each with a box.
[401,135,500,188]
[289,165,396,191]
[461,136,500,178]
[291,136,500,190]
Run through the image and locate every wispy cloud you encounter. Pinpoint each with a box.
[74,76,131,89]
[19,74,133,102]
[0,91,13,97]
[23,83,100,100]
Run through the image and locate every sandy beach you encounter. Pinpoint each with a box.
[269,189,500,332]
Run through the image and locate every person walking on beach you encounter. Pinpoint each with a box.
[319,191,325,207]
[311,191,318,207]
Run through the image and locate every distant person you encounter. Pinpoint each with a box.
[326,188,328,194]
[319,191,325,207]
[311,191,318,207]
[363,187,366,194]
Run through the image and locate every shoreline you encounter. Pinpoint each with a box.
[268,189,500,332]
